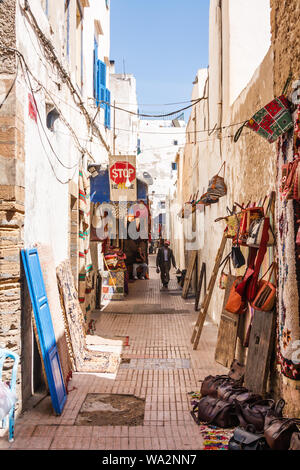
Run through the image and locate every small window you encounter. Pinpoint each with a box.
[173,140,178,146]
[172,162,177,171]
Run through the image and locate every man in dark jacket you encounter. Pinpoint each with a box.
[156,240,177,288]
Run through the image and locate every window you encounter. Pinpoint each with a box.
[76,1,83,89]
[173,140,178,146]
[64,0,70,60]
[172,162,177,171]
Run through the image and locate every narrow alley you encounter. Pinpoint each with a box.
[0,257,227,450]
[1,0,300,459]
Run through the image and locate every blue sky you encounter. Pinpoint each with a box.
[110,0,210,119]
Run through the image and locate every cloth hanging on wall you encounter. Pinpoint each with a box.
[277,105,300,380]
[78,167,94,329]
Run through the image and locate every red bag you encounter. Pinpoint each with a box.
[237,207,264,246]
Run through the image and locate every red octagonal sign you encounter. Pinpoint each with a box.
[110,161,136,185]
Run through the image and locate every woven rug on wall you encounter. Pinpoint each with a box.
[56,260,120,374]
[36,244,73,389]
[277,105,300,380]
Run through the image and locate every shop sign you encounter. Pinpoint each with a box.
[109,155,137,201]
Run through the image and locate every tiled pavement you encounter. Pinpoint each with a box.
[0,255,227,450]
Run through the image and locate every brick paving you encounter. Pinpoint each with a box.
[0,255,227,450]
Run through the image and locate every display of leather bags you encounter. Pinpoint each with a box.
[225,277,246,314]
[264,416,300,451]
[228,425,270,451]
[190,395,239,428]
[251,262,277,312]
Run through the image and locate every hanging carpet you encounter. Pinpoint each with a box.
[56,260,120,374]
[277,105,300,380]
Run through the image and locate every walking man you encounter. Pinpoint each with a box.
[156,240,177,288]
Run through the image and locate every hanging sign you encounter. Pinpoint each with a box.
[109,155,137,202]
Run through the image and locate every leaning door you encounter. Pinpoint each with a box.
[22,248,67,415]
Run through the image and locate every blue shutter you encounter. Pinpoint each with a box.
[97,59,106,109]
[21,249,67,415]
[105,88,111,129]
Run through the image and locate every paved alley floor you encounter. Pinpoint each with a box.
[0,255,227,450]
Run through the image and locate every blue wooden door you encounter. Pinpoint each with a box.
[21,248,67,415]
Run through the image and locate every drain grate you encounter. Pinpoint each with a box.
[120,358,191,370]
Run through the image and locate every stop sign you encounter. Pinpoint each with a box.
[110,161,136,185]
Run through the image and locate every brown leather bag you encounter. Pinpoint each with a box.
[234,399,283,433]
[289,432,300,450]
[191,395,239,428]
[264,415,300,450]
[228,359,245,382]
[217,383,261,405]
[200,374,238,398]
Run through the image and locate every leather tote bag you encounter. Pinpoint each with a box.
[228,425,270,451]
[251,262,277,312]
[190,396,239,428]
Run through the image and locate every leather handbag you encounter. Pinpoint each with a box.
[231,246,246,269]
[200,375,237,398]
[219,254,232,290]
[234,399,282,433]
[190,395,239,428]
[289,432,300,450]
[247,217,275,248]
[228,359,245,382]
[228,425,270,451]
[217,383,261,405]
[264,416,300,451]
[237,207,264,246]
[225,278,246,314]
[251,262,277,312]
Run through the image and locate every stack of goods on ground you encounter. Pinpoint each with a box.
[190,360,300,450]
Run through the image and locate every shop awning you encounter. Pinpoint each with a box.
[90,169,148,204]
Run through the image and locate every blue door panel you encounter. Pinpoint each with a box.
[21,248,67,415]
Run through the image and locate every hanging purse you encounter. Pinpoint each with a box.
[238,207,264,246]
[206,162,227,198]
[219,254,232,290]
[251,262,277,312]
[225,277,245,314]
[231,213,246,269]
[280,157,300,201]
[246,217,275,248]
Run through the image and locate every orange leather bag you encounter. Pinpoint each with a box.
[225,277,245,314]
[251,262,277,312]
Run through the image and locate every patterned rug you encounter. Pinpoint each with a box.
[56,260,120,374]
[277,105,300,380]
[199,425,234,451]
